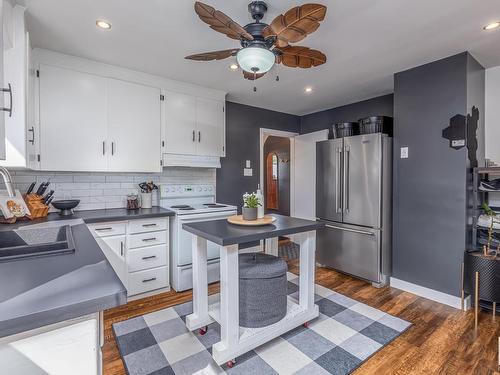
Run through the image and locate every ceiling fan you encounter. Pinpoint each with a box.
[185,1,327,81]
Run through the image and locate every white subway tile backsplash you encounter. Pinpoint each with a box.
[7,167,216,211]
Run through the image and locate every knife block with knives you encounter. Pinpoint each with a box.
[22,181,54,219]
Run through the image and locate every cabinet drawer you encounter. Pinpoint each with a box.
[128,218,168,234]
[88,222,126,237]
[128,266,168,296]
[127,244,167,272]
[128,231,167,249]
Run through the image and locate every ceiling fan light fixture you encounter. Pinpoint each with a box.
[236,47,275,74]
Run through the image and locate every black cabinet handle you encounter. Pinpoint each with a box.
[142,237,157,242]
[192,130,195,142]
[95,227,112,231]
[102,141,106,155]
[1,84,13,117]
[142,277,157,283]
[120,241,124,256]
[111,141,115,155]
[198,131,201,143]
[28,127,35,145]
[142,255,157,260]
[142,223,157,228]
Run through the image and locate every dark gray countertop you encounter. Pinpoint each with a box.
[0,206,175,231]
[182,214,324,246]
[0,223,127,338]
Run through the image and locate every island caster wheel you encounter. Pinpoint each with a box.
[303,321,309,328]
[199,326,208,336]
[226,360,235,368]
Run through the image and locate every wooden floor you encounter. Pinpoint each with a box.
[103,261,500,375]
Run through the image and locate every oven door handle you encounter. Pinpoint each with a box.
[179,210,237,221]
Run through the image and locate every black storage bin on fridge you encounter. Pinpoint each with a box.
[332,122,360,138]
[359,116,393,136]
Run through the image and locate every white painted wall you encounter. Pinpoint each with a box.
[486,66,500,166]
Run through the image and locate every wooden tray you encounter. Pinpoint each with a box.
[227,215,276,226]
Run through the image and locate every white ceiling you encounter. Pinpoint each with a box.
[17,0,500,115]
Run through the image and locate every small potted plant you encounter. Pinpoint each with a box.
[242,193,261,221]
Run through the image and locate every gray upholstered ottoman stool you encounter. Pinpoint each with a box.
[239,253,288,328]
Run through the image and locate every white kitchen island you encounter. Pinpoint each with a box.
[182,214,324,367]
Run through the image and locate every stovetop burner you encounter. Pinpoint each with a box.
[171,205,191,209]
[179,207,195,211]
[205,204,227,208]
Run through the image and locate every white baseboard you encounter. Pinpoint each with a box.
[390,277,471,310]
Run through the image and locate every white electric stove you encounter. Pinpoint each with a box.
[160,184,237,291]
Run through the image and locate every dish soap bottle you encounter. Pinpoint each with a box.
[256,184,264,219]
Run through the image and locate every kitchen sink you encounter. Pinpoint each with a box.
[0,225,75,262]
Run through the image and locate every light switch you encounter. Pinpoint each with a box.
[244,168,253,176]
[246,160,251,168]
[400,147,409,159]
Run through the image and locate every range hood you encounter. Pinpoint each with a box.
[162,153,221,168]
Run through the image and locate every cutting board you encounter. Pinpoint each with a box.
[227,215,276,226]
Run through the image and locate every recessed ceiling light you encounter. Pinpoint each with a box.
[484,21,500,30]
[229,64,239,71]
[96,20,112,30]
[305,87,313,93]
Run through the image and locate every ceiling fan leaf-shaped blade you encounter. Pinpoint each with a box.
[243,71,266,80]
[268,3,327,46]
[194,2,254,41]
[185,48,240,61]
[278,46,326,68]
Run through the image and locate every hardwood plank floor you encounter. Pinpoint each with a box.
[103,262,500,375]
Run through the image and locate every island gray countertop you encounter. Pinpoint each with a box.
[0,223,127,338]
[182,214,324,246]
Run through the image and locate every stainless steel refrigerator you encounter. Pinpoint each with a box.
[316,133,392,286]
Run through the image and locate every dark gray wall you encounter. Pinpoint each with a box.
[300,94,394,134]
[263,136,291,216]
[217,102,300,211]
[393,52,485,297]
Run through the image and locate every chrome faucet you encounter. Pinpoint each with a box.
[0,166,15,197]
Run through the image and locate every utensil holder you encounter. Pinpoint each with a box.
[141,192,152,209]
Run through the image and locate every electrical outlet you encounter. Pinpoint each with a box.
[246,160,251,168]
[400,147,409,159]
[244,168,253,177]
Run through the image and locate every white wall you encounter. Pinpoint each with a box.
[486,66,500,166]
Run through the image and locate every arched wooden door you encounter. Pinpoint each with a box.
[266,153,278,210]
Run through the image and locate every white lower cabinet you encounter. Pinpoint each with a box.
[88,217,169,299]
[0,313,101,375]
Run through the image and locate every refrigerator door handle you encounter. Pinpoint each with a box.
[335,147,341,213]
[324,223,374,236]
[343,146,350,213]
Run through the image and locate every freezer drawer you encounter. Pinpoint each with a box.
[316,221,381,283]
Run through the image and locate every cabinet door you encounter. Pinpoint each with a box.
[196,97,224,157]
[39,64,107,171]
[164,91,196,155]
[107,78,161,172]
[0,0,5,160]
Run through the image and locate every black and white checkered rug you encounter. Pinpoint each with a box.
[113,273,411,375]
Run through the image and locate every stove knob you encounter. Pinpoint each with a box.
[165,187,170,193]
[203,187,208,191]
[177,187,181,192]
[208,186,213,192]
[197,187,202,192]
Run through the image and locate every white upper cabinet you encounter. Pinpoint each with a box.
[163,92,225,158]
[39,64,108,171]
[0,0,5,160]
[196,97,225,157]
[107,78,162,172]
[164,91,197,156]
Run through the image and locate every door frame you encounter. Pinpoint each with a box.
[259,128,299,216]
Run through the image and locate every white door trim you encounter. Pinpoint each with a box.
[259,128,299,216]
